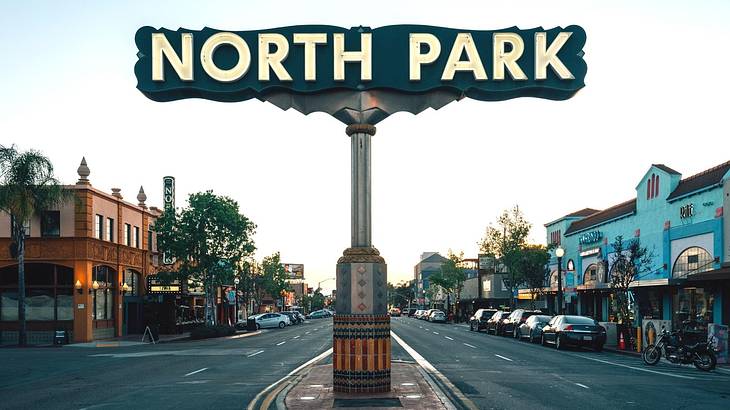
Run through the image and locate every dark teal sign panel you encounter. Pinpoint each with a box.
[135,25,586,103]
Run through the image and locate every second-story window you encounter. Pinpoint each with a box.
[134,226,140,248]
[147,230,153,251]
[105,218,114,242]
[40,211,60,237]
[95,214,103,239]
[124,223,131,246]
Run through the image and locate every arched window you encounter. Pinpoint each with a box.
[654,175,660,198]
[584,264,598,283]
[672,247,713,278]
[646,177,651,199]
[123,269,141,296]
[92,265,116,320]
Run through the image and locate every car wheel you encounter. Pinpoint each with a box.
[278,321,286,329]
[555,335,563,350]
[469,323,474,331]
[255,323,260,330]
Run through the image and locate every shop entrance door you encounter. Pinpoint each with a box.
[123,298,143,335]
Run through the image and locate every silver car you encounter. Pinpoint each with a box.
[251,313,291,329]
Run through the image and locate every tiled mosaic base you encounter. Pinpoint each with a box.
[333,314,391,393]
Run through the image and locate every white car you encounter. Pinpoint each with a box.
[251,313,290,329]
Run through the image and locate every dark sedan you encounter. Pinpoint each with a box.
[485,310,510,335]
[504,309,543,338]
[517,314,552,342]
[541,315,606,351]
[469,308,497,332]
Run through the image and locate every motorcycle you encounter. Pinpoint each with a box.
[642,326,717,371]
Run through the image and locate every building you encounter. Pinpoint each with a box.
[540,161,730,333]
[0,158,160,344]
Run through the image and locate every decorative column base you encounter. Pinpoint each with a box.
[333,247,390,393]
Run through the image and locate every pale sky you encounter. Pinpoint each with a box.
[2,1,729,294]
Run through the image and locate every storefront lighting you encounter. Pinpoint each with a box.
[91,280,100,294]
[75,280,83,295]
[121,283,130,295]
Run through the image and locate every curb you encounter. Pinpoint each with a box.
[603,347,641,357]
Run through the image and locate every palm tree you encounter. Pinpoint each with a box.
[0,145,72,346]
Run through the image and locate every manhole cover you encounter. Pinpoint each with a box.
[333,398,403,408]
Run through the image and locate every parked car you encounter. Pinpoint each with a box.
[429,310,446,323]
[504,309,543,338]
[422,309,438,320]
[469,308,498,332]
[517,314,553,342]
[251,313,290,329]
[407,308,417,317]
[541,315,607,351]
[415,310,427,319]
[306,309,332,319]
[389,307,402,317]
[485,310,511,335]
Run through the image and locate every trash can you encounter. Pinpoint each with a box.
[54,329,69,346]
[246,318,257,331]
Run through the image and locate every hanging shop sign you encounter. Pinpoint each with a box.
[147,276,182,294]
[578,230,603,245]
[679,203,694,219]
[162,176,175,265]
[135,25,586,104]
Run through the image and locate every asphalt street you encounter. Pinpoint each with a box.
[391,316,730,410]
[0,319,333,410]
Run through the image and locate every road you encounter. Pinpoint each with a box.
[391,316,730,410]
[0,319,333,410]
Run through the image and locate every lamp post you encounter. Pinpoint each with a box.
[234,277,240,323]
[556,246,565,315]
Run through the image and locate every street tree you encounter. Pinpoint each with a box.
[479,205,532,308]
[260,251,290,308]
[608,235,654,346]
[388,281,414,309]
[0,145,73,346]
[430,250,467,319]
[155,191,256,326]
[513,244,551,310]
[300,288,326,312]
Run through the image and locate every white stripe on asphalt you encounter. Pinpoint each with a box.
[463,343,477,349]
[391,331,475,410]
[494,354,513,362]
[444,336,454,341]
[433,332,439,335]
[293,335,301,339]
[247,350,264,357]
[575,383,589,389]
[276,341,286,346]
[572,354,696,380]
[184,367,208,377]
[305,331,310,334]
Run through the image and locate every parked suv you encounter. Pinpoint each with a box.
[469,308,498,332]
[504,309,543,338]
[485,310,511,335]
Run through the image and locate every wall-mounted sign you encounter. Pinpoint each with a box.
[580,248,600,257]
[147,276,182,294]
[680,203,694,219]
[162,176,175,265]
[478,254,495,270]
[135,25,586,104]
[578,230,603,245]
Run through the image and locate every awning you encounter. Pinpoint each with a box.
[686,266,730,282]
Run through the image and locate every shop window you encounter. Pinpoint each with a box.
[106,218,114,242]
[673,288,714,330]
[584,264,597,283]
[672,247,713,278]
[0,264,74,322]
[56,265,73,286]
[95,214,103,239]
[25,288,55,321]
[40,211,60,237]
[123,269,141,296]
[25,263,54,286]
[1,291,19,320]
[56,288,73,320]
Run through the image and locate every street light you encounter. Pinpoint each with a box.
[555,246,565,315]
[234,277,240,323]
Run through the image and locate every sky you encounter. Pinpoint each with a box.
[2,1,729,295]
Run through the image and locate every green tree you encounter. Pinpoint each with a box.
[478,205,532,308]
[608,235,654,345]
[301,288,325,313]
[155,191,256,325]
[513,244,551,310]
[0,146,73,346]
[260,252,289,309]
[430,250,467,319]
[388,281,414,309]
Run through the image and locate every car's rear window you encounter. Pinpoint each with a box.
[564,316,597,325]
[521,312,537,319]
[534,315,551,322]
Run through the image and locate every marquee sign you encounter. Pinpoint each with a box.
[135,25,587,109]
[578,230,603,245]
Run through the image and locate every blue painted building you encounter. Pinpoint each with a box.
[542,161,730,331]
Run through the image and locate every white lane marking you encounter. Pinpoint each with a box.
[432,331,439,335]
[444,336,454,341]
[391,331,475,410]
[184,367,208,377]
[305,331,310,334]
[463,343,477,349]
[494,354,513,362]
[247,350,264,357]
[575,383,590,389]
[247,347,333,410]
[425,328,430,331]
[419,326,423,329]
[276,341,286,346]
[293,335,301,339]
[573,354,696,380]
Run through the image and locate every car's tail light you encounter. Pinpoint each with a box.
[564,325,574,331]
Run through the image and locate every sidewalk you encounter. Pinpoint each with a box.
[280,362,452,410]
[66,329,258,348]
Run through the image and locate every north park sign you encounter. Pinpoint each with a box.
[135,25,586,108]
